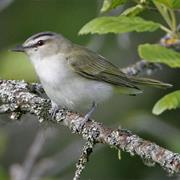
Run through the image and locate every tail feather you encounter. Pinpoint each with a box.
[130,77,172,89]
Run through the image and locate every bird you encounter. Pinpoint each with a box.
[12,31,172,122]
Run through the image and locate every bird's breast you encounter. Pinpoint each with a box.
[32,55,113,110]
[34,54,71,84]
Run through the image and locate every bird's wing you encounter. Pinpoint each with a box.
[67,47,140,90]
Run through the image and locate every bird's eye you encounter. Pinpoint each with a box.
[37,40,44,46]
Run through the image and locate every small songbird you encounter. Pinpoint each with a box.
[12,32,171,120]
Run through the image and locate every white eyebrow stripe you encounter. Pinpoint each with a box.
[24,35,53,47]
[23,31,57,47]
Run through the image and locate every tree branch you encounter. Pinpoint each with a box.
[73,141,94,180]
[0,79,179,177]
[122,60,161,76]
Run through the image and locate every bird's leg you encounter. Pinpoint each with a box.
[49,101,60,120]
[84,101,97,120]
[79,102,97,129]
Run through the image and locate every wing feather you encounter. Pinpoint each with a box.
[67,46,140,90]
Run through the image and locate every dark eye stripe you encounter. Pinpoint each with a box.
[24,32,56,49]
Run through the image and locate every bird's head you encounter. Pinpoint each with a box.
[12,31,72,59]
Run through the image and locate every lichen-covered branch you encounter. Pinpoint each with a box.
[0,80,179,176]
[73,141,94,180]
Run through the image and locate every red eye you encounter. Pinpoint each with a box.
[37,40,44,46]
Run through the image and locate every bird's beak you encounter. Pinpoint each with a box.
[11,45,25,52]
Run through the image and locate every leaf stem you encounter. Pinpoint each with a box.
[160,25,172,34]
[153,1,172,30]
[169,9,176,33]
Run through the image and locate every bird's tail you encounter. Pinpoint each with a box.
[130,76,172,89]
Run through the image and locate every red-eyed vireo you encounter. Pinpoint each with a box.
[12,32,171,120]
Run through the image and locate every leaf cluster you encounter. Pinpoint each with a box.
[79,0,180,115]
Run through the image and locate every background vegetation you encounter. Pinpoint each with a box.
[0,0,179,179]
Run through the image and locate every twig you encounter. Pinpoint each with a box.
[0,80,179,178]
[20,130,47,180]
[73,141,95,180]
[122,60,161,76]
[10,129,49,180]
[31,140,84,179]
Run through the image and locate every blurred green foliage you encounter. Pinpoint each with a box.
[0,0,97,81]
[0,166,8,180]
[0,52,36,81]
[155,0,180,8]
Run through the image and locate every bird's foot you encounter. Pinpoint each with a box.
[49,102,60,120]
[30,83,45,96]
[79,102,97,129]
[84,102,97,120]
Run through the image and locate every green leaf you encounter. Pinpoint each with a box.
[79,16,160,35]
[172,0,180,8]
[138,44,180,68]
[121,4,145,16]
[154,0,180,9]
[101,0,127,13]
[153,90,180,115]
